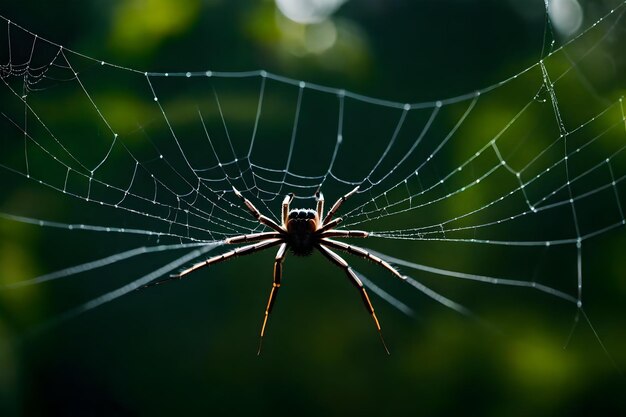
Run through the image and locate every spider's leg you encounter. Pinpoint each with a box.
[321,238,405,281]
[281,193,294,227]
[171,238,282,279]
[315,190,325,220]
[321,230,368,239]
[258,242,288,355]
[316,217,343,234]
[232,187,284,233]
[322,186,359,225]
[225,231,282,244]
[316,244,390,355]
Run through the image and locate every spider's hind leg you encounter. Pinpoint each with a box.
[258,242,289,355]
[316,244,390,355]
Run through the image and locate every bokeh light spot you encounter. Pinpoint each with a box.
[548,0,583,37]
[275,0,347,24]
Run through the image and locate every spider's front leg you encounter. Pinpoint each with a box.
[281,193,294,227]
[232,187,284,233]
[315,190,324,220]
[322,186,359,225]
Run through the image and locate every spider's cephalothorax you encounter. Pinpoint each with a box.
[285,208,319,256]
[163,186,406,355]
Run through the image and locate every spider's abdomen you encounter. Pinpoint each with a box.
[286,209,319,256]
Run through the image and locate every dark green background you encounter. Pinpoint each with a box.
[1,1,625,416]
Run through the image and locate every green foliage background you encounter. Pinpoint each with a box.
[1,1,625,416]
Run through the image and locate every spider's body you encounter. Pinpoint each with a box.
[285,208,319,256]
[165,186,406,354]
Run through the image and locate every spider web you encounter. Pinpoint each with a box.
[0,2,625,364]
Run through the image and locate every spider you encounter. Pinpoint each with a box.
[166,186,405,354]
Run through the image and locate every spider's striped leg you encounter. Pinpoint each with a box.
[321,238,405,281]
[258,242,288,355]
[320,230,368,239]
[322,186,359,225]
[141,238,281,289]
[316,217,343,234]
[316,244,390,355]
[170,238,282,279]
[315,190,325,220]
[232,187,284,233]
[225,232,282,244]
[281,193,294,226]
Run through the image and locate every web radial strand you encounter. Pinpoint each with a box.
[23,244,220,339]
